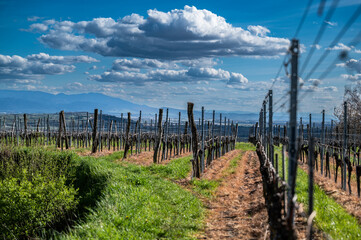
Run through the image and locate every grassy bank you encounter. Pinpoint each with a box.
[56,153,204,239]
[274,146,361,239]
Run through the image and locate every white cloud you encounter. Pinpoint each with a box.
[301,85,338,92]
[341,73,361,81]
[327,43,351,51]
[324,21,337,27]
[27,53,98,64]
[90,63,248,86]
[25,23,49,32]
[0,53,97,84]
[186,67,230,79]
[89,71,149,84]
[308,78,321,86]
[112,58,175,71]
[228,72,248,85]
[311,44,321,50]
[247,25,270,37]
[27,16,42,22]
[338,58,361,73]
[31,6,289,60]
[177,58,218,67]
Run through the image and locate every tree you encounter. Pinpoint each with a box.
[334,83,361,137]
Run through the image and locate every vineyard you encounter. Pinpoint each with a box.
[3,97,361,239]
[2,0,361,240]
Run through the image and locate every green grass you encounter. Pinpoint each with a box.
[55,152,204,240]
[146,155,192,180]
[190,179,219,199]
[235,142,256,151]
[225,154,241,175]
[274,146,361,239]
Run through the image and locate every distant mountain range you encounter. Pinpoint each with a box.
[0,90,156,115]
[0,90,333,123]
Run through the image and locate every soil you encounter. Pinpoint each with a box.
[76,149,118,157]
[198,151,269,239]
[197,150,324,239]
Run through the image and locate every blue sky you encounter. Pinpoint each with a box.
[0,0,360,116]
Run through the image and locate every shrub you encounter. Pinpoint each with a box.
[0,147,79,239]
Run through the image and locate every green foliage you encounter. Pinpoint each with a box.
[0,173,77,239]
[0,147,79,239]
[0,146,75,180]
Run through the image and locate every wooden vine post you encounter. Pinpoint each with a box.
[123,112,131,159]
[24,114,28,147]
[187,102,200,178]
[61,111,69,149]
[91,109,98,153]
[153,109,163,163]
[58,112,62,148]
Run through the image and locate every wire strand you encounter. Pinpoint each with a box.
[303,3,361,81]
[299,0,340,76]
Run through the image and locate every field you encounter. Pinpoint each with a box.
[0,140,258,239]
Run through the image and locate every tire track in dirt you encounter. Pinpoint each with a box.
[199,151,268,239]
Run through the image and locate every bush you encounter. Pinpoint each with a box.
[0,147,79,239]
[0,171,78,239]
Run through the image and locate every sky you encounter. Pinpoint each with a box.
[0,0,361,118]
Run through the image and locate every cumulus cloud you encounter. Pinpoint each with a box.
[339,59,361,73]
[341,73,361,81]
[337,58,361,83]
[327,43,351,51]
[112,58,175,71]
[30,6,289,59]
[228,72,248,84]
[247,25,270,37]
[27,53,98,64]
[90,64,248,85]
[187,67,230,79]
[0,53,98,83]
[89,71,149,84]
[24,23,49,32]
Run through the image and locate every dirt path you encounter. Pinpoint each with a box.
[202,150,243,181]
[199,151,268,239]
